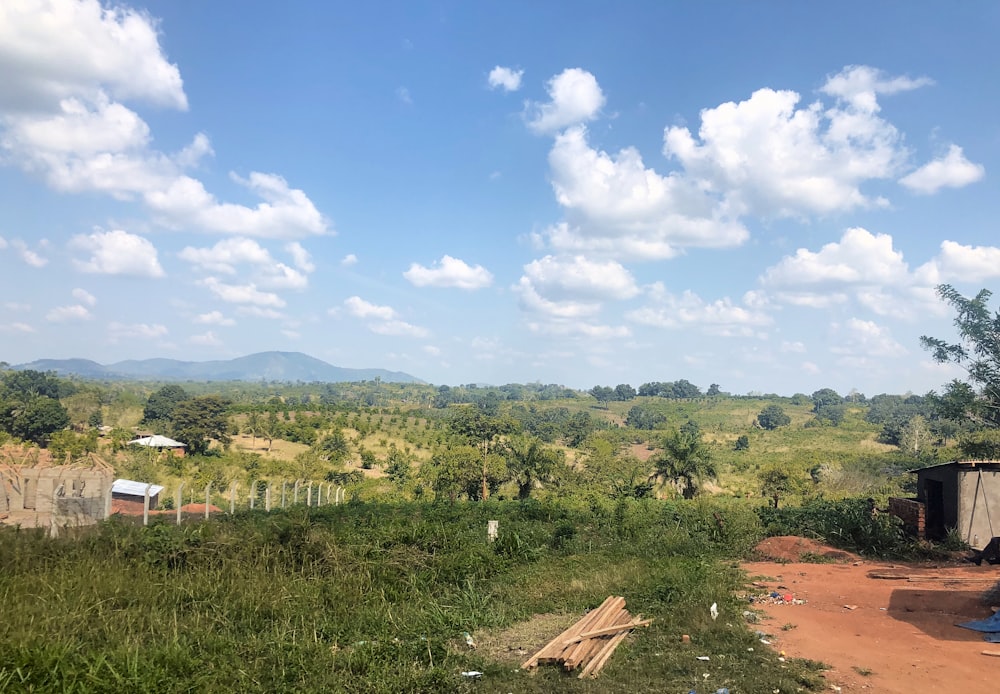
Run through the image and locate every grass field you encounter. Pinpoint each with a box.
[0,498,830,693]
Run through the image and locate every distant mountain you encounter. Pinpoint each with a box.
[14,351,424,384]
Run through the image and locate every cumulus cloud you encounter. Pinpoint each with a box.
[0,1,330,241]
[831,317,907,360]
[525,68,605,134]
[189,330,222,346]
[72,288,96,306]
[664,66,924,218]
[285,241,315,272]
[71,229,165,277]
[46,304,92,322]
[762,227,909,287]
[108,321,167,341]
[900,144,985,194]
[9,239,48,267]
[344,296,397,320]
[521,255,639,302]
[626,287,772,336]
[201,277,285,308]
[514,278,601,319]
[0,322,35,333]
[542,127,748,259]
[488,66,523,92]
[342,296,428,337]
[180,237,312,291]
[404,255,494,289]
[916,240,1000,284]
[194,310,235,326]
[526,321,630,339]
[0,0,187,112]
[341,253,358,266]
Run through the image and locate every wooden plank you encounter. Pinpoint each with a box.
[579,630,630,679]
[562,618,652,645]
[563,602,626,670]
[521,596,618,669]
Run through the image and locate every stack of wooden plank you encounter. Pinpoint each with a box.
[521,596,651,679]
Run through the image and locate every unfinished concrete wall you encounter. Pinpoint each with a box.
[1,465,113,527]
[916,465,961,538]
[957,468,1000,547]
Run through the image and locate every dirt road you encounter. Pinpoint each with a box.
[741,558,1000,693]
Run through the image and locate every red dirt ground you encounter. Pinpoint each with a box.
[742,541,1000,693]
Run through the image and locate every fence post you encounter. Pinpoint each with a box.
[143,483,152,527]
[306,481,312,507]
[229,481,238,515]
[204,482,212,520]
[176,481,185,525]
[105,482,114,520]
[249,480,256,510]
[281,480,287,509]
[487,520,499,543]
[294,480,301,504]
[265,482,272,512]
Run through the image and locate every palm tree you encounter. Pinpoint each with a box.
[244,409,262,449]
[649,427,716,499]
[504,434,561,500]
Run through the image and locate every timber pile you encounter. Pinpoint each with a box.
[521,596,651,679]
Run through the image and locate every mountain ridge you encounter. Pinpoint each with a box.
[13,351,424,384]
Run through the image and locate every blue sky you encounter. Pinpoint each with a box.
[1,0,998,395]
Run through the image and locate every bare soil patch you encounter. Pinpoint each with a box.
[753,535,859,563]
[473,612,581,664]
[742,554,1000,693]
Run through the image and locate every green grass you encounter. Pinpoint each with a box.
[0,499,828,693]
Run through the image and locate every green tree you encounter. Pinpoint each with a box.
[921,284,1000,429]
[244,409,263,449]
[707,383,722,397]
[170,395,231,456]
[143,385,190,426]
[316,428,351,463]
[614,384,637,401]
[758,465,799,508]
[504,434,562,499]
[1,369,67,400]
[811,388,845,426]
[589,385,614,409]
[649,426,716,499]
[625,405,666,430]
[384,445,412,486]
[7,396,70,445]
[734,435,750,451]
[757,404,791,430]
[420,445,480,502]
[449,406,516,500]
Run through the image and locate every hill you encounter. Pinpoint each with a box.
[14,351,423,384]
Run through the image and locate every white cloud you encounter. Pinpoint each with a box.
[626,287,772,335]
[0,0,187,112]
[488,66,523,92]
[109,321,167,340]
[237,306,283,319]
[201,277,285,308]
[0,236,6,249]
[72,288,96,306]
[514,278,601,319]
[521,255,639,301]
[344,296,397,320]
[179,237,272,274]
[900,144,985,194]
[541,127,748,259]
[189,330,222,346]
[664,67,920,218]
[280,329,300,339]
[70,229,165,277]
[404,255,494,289]
[820,65,932,111]
[525,68,605,134]
[369,320,429,338]
[396,86,412,105]
[526,321,630,339]
[11,239,48,267]
[780,341,806,353]
[341,253,358,266]
[46,304,91,322]
[831,317,907,358]
[916,240,1000,284]
[762,227,909,287]
[423,345,442,356]
[0,322,35,333]
[285,241,315,272]
[194,310,235,326]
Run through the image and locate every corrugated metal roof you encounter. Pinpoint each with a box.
[909,459,1000,473]
[127,435,186,448]
[112,479,165,497]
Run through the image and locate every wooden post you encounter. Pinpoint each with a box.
[204,482,212,520]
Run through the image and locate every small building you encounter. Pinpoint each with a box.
[889,460,1000,545]
[128,435,186,457]
[111,478,165,514]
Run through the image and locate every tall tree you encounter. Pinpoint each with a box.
[757,404,791,430]
[921,284,1000,428]
[143,384,190,426]
[449,405,516,500]
[649,426,716,499]
[589,386,614,409]
[170,395,231,456]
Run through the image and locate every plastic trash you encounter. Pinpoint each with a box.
[460,671,483,678]
[463,631,476,649]
[697,655,711,661]
[710,602,719,620]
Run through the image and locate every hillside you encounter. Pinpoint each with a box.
[14,351,423,384]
